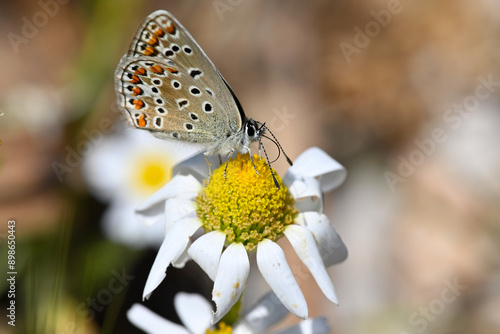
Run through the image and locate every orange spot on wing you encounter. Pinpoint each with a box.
[133,100,145,109]
[144,46,155,56]
[137,114,147,127]
[135,67,146,75]
[130,75,141,84]
[154,28,165,37]
[166,67,178,74]
[148,35,158,45]
[150,65,164,74]
[132,87,142,95]
[166,22,176,34]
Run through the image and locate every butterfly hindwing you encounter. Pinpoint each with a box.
[115,56,229,143]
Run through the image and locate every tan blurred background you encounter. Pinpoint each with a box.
[1,0,500,333]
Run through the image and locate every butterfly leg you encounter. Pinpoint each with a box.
[202,153,213,185]
[224,150,235,181]
[203,153,213,176]
[247,148,261,176]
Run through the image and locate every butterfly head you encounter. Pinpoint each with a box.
[244,119,263,143]
[252,120,293,167]
[241,119,293,189]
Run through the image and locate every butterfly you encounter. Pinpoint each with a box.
[114,10,291,186]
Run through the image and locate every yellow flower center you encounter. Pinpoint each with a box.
[196,153,298,252]
[131,155,173,195]
[142,164,167,187]
[206,322,232,334]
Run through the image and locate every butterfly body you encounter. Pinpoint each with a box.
[114,10,262,156]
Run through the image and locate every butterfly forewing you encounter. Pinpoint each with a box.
[115,10,243,146]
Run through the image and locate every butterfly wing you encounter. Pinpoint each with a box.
[114,10,243,146]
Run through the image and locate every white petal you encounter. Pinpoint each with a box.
[296,212,348,267]
[172,241,192,268]
[284,225,338,304]
[287,176,323,213]
[143,218,202,299]
[188,231,226,281]
[165,198,197,231]
[102,196,164,248]
[82,134,129,201]
[135,209,165,228]
[272,317,331,334]
[127,303,190,334]
[256,239,308,319]
[285,147,347,192]
[174,292,213,334]
[212,243,250,324]
[136,175,201,226]
[233,292,289,334]
[173,153,221,181]
[139,175,201,209]
[136,200,165,228]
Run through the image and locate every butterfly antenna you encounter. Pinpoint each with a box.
[257,121,281,164]
[258,137,263,157]
[262,134,281,164]
[260,123,293,166]
[258,136,280,189]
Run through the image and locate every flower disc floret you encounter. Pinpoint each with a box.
[196,154,298,252]
[206,322,232,334]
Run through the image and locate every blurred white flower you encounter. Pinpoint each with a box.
[1,84,65,138]
[83,129,196,248]
[138,147,348,322]
[127,292,331,334]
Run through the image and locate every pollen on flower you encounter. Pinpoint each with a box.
[206,322,232,334]
[196,154,298,252]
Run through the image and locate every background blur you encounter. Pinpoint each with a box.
[1,0,500,333]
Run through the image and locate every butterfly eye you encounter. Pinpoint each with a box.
[246,124,256,137]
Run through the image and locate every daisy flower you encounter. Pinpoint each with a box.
[138,147,347,321]
[83,129,196,248]
[127,292,331,334]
